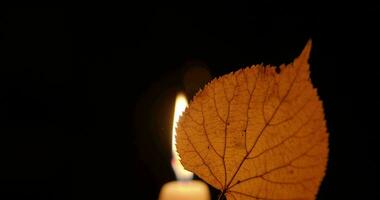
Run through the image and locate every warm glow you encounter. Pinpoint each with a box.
[171,93,193,181]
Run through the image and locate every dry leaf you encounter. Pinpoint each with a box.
[176,40,328,200]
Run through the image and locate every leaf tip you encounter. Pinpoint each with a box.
[299,39,312,61]
[292,39,313,73]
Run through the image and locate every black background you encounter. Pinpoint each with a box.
[1,5,379,200]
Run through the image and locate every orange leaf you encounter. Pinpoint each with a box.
[176,40,328,200]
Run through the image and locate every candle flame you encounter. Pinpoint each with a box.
[171,93,193,181]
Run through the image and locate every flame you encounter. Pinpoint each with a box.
[171,93,193,181]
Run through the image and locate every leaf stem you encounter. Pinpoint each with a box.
[217,190,226,200]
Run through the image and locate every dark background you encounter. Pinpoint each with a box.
[1,5,379,200]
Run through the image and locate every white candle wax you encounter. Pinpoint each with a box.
[159,180,210,200]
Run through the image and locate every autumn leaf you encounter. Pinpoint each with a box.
[176,40,328,200]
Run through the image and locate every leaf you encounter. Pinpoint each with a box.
[176,40,328,200]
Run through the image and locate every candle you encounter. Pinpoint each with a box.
[159,181,210,200]
[159,93,210,200]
